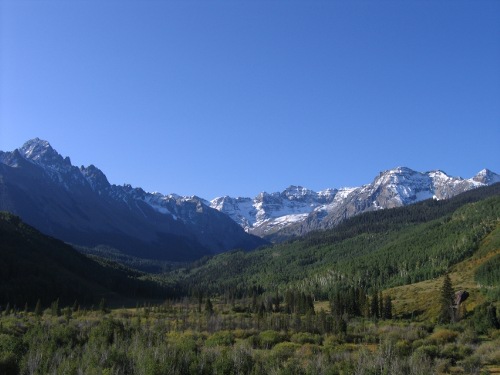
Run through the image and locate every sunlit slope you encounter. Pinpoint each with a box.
[388,224,500,321]
[173,184,500,297]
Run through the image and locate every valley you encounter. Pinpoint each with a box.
[0,139,499,374]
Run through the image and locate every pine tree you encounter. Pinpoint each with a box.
[34,299,42,317]
[258,301,266,318]
[487,305,500,329]
[439,273,454,323]
[51,299,60,317]
[274,290,280,312]
[251,293,258,313]
[205,298,214,315]
[99,298,108,313]
[383,295,392,319]
[4,303,11,316]
[379,291,384,319]
[197,291,203,313]
[370,290,379,319]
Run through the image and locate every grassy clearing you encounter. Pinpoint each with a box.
[388,224,500,321]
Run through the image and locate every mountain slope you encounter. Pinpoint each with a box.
[211,167,499,241]
[388,225,500,320]
[0,139,267,261]
[0,211,168,307]
[174,183,500,297]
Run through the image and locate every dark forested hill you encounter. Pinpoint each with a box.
[172,183,500,298]
[0,212,170,308]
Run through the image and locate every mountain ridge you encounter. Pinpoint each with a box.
[0,138,267,261]
[210,166,499,241]
[1,138,497,250]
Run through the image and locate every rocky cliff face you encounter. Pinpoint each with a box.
[0,139,267,261]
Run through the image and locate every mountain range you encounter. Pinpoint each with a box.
[211,167,499,241]
[0,138,266,261]
[0,138,498,260]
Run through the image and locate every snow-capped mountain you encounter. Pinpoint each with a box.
[0,138,266,261]
[210,166,499,241]
[1,138,497,252]
[210,185,340,234]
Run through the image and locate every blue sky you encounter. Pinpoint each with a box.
[1,1,499,199]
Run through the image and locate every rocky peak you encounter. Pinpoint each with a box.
[473,169,500,185]
[20,138,71,168]
[281,185,314,199]
[80,164,110,191]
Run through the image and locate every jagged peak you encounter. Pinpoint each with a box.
[476,168,494,177]
[383,166,416,174]
[427,169,452,177]
[80,164,110,189]
[473,168,500,184]
[19,138,71,166]
[282,185,315,197]
[20,138,53,156]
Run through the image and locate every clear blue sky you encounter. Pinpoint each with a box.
[1,1,499,199]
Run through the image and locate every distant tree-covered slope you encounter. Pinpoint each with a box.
[172,184,500,298]
[0,212,171,308]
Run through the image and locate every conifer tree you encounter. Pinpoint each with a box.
[51,299,60,317]
[379,291,384,318]
[258,301,266,318]
[383,295,392,319]
[274,290,280,312]
[4,303,11,316]
[34,299,42,317]
[439,273,454,323]
[197,291,203,313]
[370,290,379,319]
[487,305,500,329]
[99,298,108,313]
[205,298,214,315]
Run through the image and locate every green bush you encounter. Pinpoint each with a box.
[415,344,439,359]
[290,332,322,345]
[395,339,412,356]
[258,330,286,349]
[428,328,458,345]
[271,342,301,362]
[459,355,482,374]
[440,343,473,362]
[88,318,124,347]
[205,331,235,347]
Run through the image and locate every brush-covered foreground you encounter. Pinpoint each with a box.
[0,298,499,375]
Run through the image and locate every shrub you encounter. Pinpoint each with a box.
[408,351,434,375]
[88,318,124,347]
[230,343,254,374]
[271,342,301,362]
[258,330,285,349]
[440,343,473,362]
[414,344,439,359]
[459,355,482,375]
[458,328,479,345]
[395,339,412,356]
[205,330,234,347]
[428,328,458,345]
[290,332,322,345]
